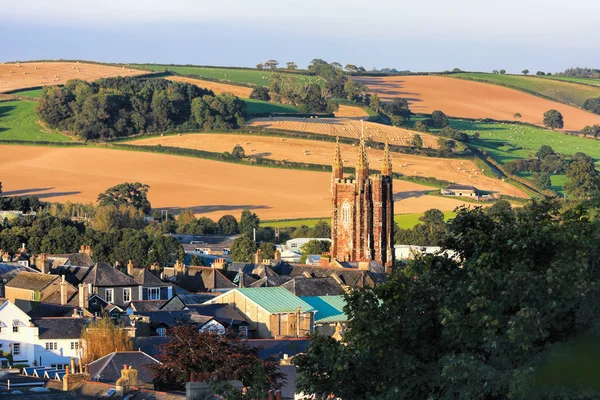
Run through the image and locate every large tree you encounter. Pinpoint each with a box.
[230,236,258,263]
[299,239,331,263]
[583,97,600,115]
[564,152,600,199]
[295,199,600,399]
[97,182,151,214]
[81,316,132,364]
[218,215,239,235]
[239,210,260,236]
[543,109,564,130]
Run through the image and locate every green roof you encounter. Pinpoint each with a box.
[237,288,315,314]
[301,295,347,323]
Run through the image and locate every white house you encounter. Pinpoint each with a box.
[0,300,86,368]
[394,245,458,261]
[281,238,331,252]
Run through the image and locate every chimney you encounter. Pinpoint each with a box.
[79,245,93,258]
[38,254,50,274]
[254,249,263,265]
[78,283,88,309]
[127,260,135,276]
[213,258,226,270]
[60,275,68,305]
[274,249,281,261]
[358,261,370,271]
[2,251,10,262]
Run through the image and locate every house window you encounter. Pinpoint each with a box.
[123,288,131,303]
[92,298,97,305]
[105,289,114,304]
[239,326,248,339]
[71,342,79,350]
[12,320,19,333]
[156,327,166,337]
[12,343,20,355]
[30,292,36,301]
[148,288,160,300]
[45,342,58,351]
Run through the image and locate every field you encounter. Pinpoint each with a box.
[128,133,526,197]
[0,100,71,142]
[263,211,458,229]
[166,76,253,98]
[9,88,44,98]
[0,145,485,220]
[134,64,321,86]
[353,75,600,132]
[333,105,370,119]
[544,75,600,87]
[248,117,441,148]
[0,62,145,93]
[245,99,299,114]
[452,72,600,107]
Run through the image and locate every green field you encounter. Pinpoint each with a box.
[9,88,44,98]
[244,98,299,114]
[132,64,322,87]
[263,211,457,230]
[0,100,71,142]
[544,75,600,87]
[452,72,600,107]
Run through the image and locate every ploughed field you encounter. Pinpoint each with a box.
[128,133,526,198]
[0,62,146,93]
[248,117,441,148]
[0,145,483,219]
[354,75,600,131]
[166,76,253,98]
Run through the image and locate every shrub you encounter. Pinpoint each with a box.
[250,86,270,101]
[414,121,429,132]
[583,98,600,115]
[426,110,449,128]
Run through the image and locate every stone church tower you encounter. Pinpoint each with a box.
[330,128,394,271]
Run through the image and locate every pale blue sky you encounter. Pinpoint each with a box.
[1,0,598,72]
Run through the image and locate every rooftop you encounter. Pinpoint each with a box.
[235,287,315,314]
[5,271,58,291]
[83,263,140,287]
[88,351,161,384]
[34,317,87,339]
[302,295,348,323]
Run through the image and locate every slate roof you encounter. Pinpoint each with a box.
[83,263,140,287]
[280,277,344,297]
[48,253,94,267]
[0,263,38,283]
[138,310,213,329]
[176,267,236,292]
[129,300,168,313]
[291,265,386,288]
[5,271,58,291]
[302,295,348,323]
[186,303,248,327]
[88,351,161,384]
[234,288,315,314]
[45,380,185,399]
[228,263,279,280]
[132,268,171,287]
[132,336,170,357]
[249,275,293,288]
[246,338,312,360]
[445,184,478,191]
[177,293,218,305]
[50,265,90,286]
[35,317,87,339]
[44,284,78,306]
[27,303,78,319]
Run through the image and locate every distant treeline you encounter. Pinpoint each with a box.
[556,67,600,79]
[36,77,246,141]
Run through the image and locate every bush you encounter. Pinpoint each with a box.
[426,110,449,128]
[583,98,600,115]
[414,121,429,132]
[250,86,270,101]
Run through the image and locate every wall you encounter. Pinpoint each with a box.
[0,301,36,364]
[94,285,140,306]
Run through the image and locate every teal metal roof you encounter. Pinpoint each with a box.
[301,296,347,323]
[237,288,315,314]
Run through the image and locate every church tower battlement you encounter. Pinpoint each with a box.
[330,122,394,271]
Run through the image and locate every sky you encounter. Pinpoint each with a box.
[1,0,599,73]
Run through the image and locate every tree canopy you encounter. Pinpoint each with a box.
[97,182,152,214]
[543,109,564,130]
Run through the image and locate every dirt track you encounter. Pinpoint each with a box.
[129,133,526,198]
[0,145,483,220]
[353,75,600,131]
[248,117,441,149]
[0,62,146,93]
[166,76,253,98]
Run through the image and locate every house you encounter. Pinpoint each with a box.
[394,245,458,261]
[0,300,86,368]
[290,265,386,289]
[4,272,78,308]
[205,288,315,339]
[0,263,39,297]
[88,351,161,385]
[129,264,174,300]
[279,277,344,297]
[281,238,331,252]
[174,266,237,293]
[302,295,347,337]
[441,184,479,197]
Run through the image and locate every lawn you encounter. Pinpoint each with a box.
[451,72,600,107]
[0,100,71,142]
[9,88,44,98]
[132,64,322,87]
[262,211,457,230]
[244,98,299,114]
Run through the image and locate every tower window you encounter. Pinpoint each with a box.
[341,201,352,229]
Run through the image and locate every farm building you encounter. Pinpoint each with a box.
[441,184,479,197]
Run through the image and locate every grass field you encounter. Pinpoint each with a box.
[133,64,321,87]
[0,100,71,142]
[9,88,44,98]
[263,211,457,230]
[544,75,600,87]
[452,72,600,107]
[245,99,299,114]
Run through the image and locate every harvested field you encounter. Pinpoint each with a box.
[354,75,600,131]
[0,145,480,220]
[334,105,370,119]
[166,76,252,98]
[248,117,440,149]
[0,62,146,93]
[129,133,526,197]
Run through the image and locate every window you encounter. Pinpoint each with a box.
[30,292,36,301]
[156,327,166,337]
[45,342,58,351]
[239,326,248,339]
[105,289,114,304]
[341,201,352,228]
[12,343,20,355]
[12,320,19,333]
[123,288,131,303]
[148,288,160,300]
[92,298,97,305]
[71,342,79,350]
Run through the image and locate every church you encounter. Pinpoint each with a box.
[330,127,395,272]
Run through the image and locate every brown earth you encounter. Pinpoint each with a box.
[128,133,526,198]
[333,105,370,119]
[0,145,483,220]
[0,62,146,93]
[248,117,441,149]
[353,75,600,131]
[166,76,253,98]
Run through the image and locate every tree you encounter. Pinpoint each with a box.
[536,144,555,160]
[286,62,298,70]
[413,121,429,133]
[500,69,506,75]
[522,69,529,75]
[239,210,260,236]
[514,112,522,119]
[231,236,257,262]
[264,60,279,70]
[543,109,564,130]
[259,242,276,259]
[97,182,152,214]
[473,131,480,139]
[564,152,600,198]
[149,325,283,391]
[311,220,331,238]
[232,145,245,159]
[218,215,239,235]
[437,137,455,152]
[583,97,600,115]
[427,110,449,128]
[81,315,132,364]
[411,134,423,148]
[384,98,412,122]
[296,199,600,399]
[492,70,499,74]
[536,71,546,76]
[581,124,600,138]
[344,64,359,73]
[533,171,551,190]
[256,64,264,70]
[299,239,330,263]
[369,94,382,112]
[250,86,270,101]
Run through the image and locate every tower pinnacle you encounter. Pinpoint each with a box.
[382,141,392,176]
[356,120,369,177]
